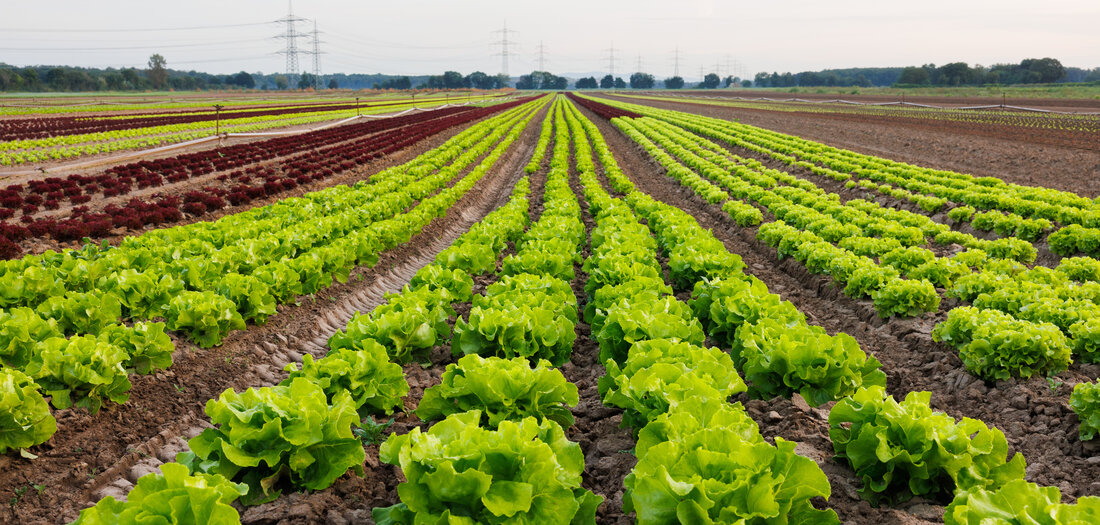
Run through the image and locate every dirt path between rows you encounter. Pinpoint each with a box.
[576,102,1100,524]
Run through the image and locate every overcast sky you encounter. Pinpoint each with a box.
[2,0,1097,79]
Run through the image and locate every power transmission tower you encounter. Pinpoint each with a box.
[491,21,518,79]
[672,46,681,77]
[308,20,324,89]
[535,41,548,71]
[275,0,307,88]
[635,53,643,73]
[604,42,618,77]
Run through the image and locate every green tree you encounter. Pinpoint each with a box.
[228,71,254,89]
[600,74,614,89]
[274,75,289,90]
[663,76,684,89]
[629,72,655,89]
[700,73,720,88]
[327,77,338,89]
[147,54,167,90]
[613,76,626,89]
[442,70,468,89]
[897,66,930,85]
[297,72,315,89]
[466,71,494,89]
[575,76,598,89]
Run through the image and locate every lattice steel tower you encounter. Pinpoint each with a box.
[309,20,324,88]
[491,21,518,80]
[276,0,307,88]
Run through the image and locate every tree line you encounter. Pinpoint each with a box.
[753,58,1100,88]
[3,55,1096,93]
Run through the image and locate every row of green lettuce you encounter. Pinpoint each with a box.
[576,96,1100,523]
[0,97,545,453]
[588,96,1100,430]
[609,93,1100,251]
[375,95,604,523]
[67,97,556,522]
[567,95,846,523]
[0,98,542,454]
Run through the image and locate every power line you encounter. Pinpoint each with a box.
[0,38,270,52]
[0,22,276,33]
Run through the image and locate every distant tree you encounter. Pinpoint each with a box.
[227,71,254,89]
[1021,58,1066,83]
[297,72,316,89]
[897,66,930,85]
[22,68,41,91]
[575,76,598,89]
[699,73,720,89]
[613,77,626,89]
[274,75,289,90]
[327,77,338,89]
[723,75,736,87]
[45,68,67,90]
[629,72,655,89]
[741,79,752,88]
[442,70,468,89]
[663,76,684,89]
[0,68,24,91]
[515,73,536,90]
[121,68,143,89]
[754,72,770,87]
[467,71,496,89]
[494,73,511,88]
[380,76,411,90]
[937,62,972,86]
[147,54,167,89]
[600,74,614,89]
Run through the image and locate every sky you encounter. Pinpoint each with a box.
[1,0,1097,80]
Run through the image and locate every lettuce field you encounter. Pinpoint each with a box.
[2,91,1100,524]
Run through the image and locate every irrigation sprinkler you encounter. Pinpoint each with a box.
[213,104,224,135]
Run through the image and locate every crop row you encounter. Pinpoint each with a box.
[621,93,1100,150]
[574,94,1100,522]
[71,97,605,522]
[581,96,1100,387]
[0,93,499,141]
[585,97,1100,430]
[615,94,1100,256]
[0,98,547,465]
[0,102,529,259]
